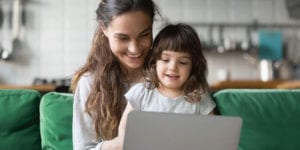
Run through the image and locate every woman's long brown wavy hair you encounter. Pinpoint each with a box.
[144,23,209,103]
[71,0,158,140]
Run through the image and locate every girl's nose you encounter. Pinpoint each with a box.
[168,61,177,71]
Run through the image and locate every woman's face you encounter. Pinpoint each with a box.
[103,11,153,72]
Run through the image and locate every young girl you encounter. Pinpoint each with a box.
[117,23,216,143]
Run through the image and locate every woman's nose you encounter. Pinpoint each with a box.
[128,40,139,53]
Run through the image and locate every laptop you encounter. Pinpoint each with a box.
[123,111,242,150]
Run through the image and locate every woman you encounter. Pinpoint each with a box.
[71,0,159,149]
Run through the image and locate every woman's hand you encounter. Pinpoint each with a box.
[118,103,134,134]
[101,136,123,150]
[101,103,134,150]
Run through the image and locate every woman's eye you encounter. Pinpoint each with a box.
[118,37,129,41]
[139,33,150,39]
[141,33,148,37]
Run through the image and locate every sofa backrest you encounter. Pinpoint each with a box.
[40,92,73,150]
[0,89,42,150]
[213,89,300,150]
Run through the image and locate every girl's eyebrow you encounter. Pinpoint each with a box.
[161,52,191,58]
[181,55,192,58]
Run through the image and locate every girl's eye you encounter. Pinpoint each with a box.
[179,60,191,65]
[180,62,188,65]
[159,59,169,62]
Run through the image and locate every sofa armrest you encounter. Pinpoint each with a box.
[40,92,73,150]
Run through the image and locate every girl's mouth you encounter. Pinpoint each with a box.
[166,74,179,80]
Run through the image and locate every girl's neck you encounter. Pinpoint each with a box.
[157,85,183,99]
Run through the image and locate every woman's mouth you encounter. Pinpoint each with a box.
[126,53,143,63]
[127,53,142,58]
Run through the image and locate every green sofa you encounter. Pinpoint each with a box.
[214,89,300,150]
[1,88,300,150]
[0,89,73,150]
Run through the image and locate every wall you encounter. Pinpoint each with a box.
[0,0,300,85]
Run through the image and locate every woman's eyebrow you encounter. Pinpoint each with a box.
[140,27,152,34]
[113,27,151,38]
[114,33,128,38]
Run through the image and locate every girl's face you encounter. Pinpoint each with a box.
[156,50,192,95]
[103,11,153,72]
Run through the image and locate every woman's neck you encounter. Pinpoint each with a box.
[124,68,144,84]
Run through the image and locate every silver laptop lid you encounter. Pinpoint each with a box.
[123,111,242,150]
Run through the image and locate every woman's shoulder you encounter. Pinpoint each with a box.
[75,72,94,96]
[77,73,94,87]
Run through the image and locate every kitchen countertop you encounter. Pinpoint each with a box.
[210,80,300,92]
[276,80,300,89]
[2,80,299,94]
[0,84,56,93]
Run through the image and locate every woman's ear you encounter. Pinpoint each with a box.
[100,22,108,37]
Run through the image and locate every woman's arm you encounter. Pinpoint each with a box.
[101,103,134,150]
[73,75,103,150]
[119,102,134,136]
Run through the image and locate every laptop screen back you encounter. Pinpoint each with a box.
[123,111,242,150]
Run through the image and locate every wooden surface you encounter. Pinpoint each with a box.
[1,80,300,93]
[210,80,300,92]
[0,84,56,92]
[276,80,300,89]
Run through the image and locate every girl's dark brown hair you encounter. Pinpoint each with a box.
[71,0,158,140]
[145,23,209,103]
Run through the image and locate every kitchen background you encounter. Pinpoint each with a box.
[0,0,300,87]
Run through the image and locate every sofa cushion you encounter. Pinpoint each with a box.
[40,92,73,150]
[0,89,41,150]
[214,89,300,150]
